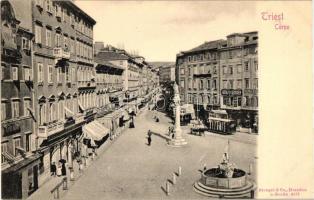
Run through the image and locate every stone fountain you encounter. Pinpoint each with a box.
[194,141,256,198]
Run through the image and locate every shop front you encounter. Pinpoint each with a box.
[2,154,41,199]
[36,122,84,187]
[98,110,122,140]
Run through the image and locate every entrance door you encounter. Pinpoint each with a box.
[33,165,38,190]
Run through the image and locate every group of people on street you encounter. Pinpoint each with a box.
[168,126,175,139]
[50,160,67,177]
[153,115,159,122]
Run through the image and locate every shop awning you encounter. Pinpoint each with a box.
[83,121,110,141]
[93,120,110,136]
[208,117,233,122]
[212,110,228,115]
[83,123,103,141]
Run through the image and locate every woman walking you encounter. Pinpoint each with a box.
[56,162,62,177]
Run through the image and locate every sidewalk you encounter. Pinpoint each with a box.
[26,108,149,200]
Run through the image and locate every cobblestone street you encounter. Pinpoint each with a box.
[60,108,257,200]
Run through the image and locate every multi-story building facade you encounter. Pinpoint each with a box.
[176,32,258,130]
[94,53,126,139]
[219,32,258,130]
[176,40,223,120]
[93,44,143,111]
[1,0,42,198]
[1,1,162,198]
[159,64,175,85]
[31,0,96,186]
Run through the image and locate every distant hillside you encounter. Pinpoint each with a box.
[148,62,175,69]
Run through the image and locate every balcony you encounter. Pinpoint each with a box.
[193,72,211,78]
[53,47,70,63]
[38,121,64,138]
[78,81,96,88]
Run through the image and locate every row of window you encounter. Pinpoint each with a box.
[222,78,258,90]
[180,61,257,77]
[1,134,31,163]
[77,66,95,82]
[38,93,97,125]
[182,78,258,90]
[34,25,93,60]
[76,41,93,60]
[37,63,75,83]
[222,96,258,108]
[187,94,218,105]
[1,99,31,121]
[2,65,33,81]
[96,74,123,84]
[183,79,218,90]
[97,94,110,107]
[179,46,257,64]
[184,52,218,63]
[128,71,139,79]
[222,61,258,75]
[35,0,93,38]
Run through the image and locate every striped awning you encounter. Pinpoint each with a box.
[83,121,110,141]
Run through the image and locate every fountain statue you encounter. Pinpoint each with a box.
[168,83,187,147]
[194,141,256,198]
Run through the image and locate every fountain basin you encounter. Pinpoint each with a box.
[201,168,247,189]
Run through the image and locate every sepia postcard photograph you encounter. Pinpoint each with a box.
[0,0,313,199]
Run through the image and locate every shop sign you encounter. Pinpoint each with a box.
[221,89,242,96]
[244,89,258,95]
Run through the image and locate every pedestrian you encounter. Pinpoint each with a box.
[148,129,152,137]
[148,135,152,146]
[61,162,67,176]
[56,162,62,177]
[50,162,56,176]
[172,133,175,139]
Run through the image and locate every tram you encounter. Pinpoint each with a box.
[207,110,236,135]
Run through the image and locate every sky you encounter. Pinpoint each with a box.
[75,1,258,62]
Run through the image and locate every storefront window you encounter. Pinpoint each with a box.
[28,168,34,193]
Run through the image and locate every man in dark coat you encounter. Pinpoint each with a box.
[60,159,67,176]
[51,162,56,176]
[148,135,152,146]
